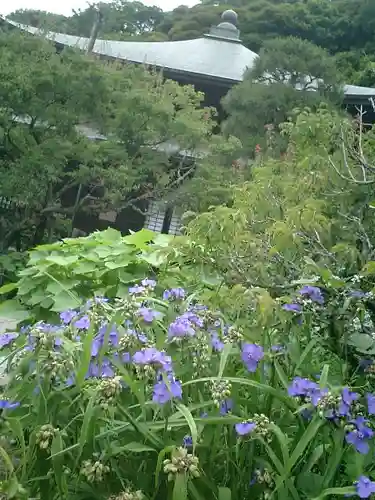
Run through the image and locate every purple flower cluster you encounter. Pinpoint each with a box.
[235,421,256,436]
[152,375,182,404]
[355,476,375,498]
[282,303,302,313]
[137,307,162,323]
[298,285,324,305]
[241,343,264,372]
[163,288,186,301]
[0,400,20,410]
[0,332,18,348]
[287,377,327,406]
[168,313,197,340]
[345,417,374,454]
[133,347,172,372]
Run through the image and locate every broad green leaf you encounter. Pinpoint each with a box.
[46,255,78,266]
[50,290,81,312]
[0,300,30,322]
[124,228,155,249]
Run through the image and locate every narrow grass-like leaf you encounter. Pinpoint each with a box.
[154,445,175,493]
[50,432,68,497]
[269,423,290,466]
[173,472,188,500]
[0,445,14,474]
[274,359,290,390]
[175,403,198,451]
[319,365,330,388]
[74,394,97,466]
[218,343,232,379]
[302,444,326,473]
[312,486,355,499]
[75,324,95,387]
[295,339,319,373]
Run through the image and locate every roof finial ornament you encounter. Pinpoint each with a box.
[221,9,238,26]
[205,8,241,43]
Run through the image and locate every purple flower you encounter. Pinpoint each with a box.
[181,311,204,328]
[211,332,224,352]
[137,307,162,323]
[0,400,20,409]
[129,285,146,295]
[287,377,326,406]
[339,387,359,416]
[367,393,375,415]
[60,310,76,324]
[241,343,264,372]
[141,278,156,288]
[220,399,233,415]
[91,325,119,357]
[133,347,172,371]
[298,285,324,305]
[87,358,115,378]
[282,303,302,313]
[183,435,193,447]
[235,421,256,436]
[152,377,182,405]
[163,288,186,301]
[168,318,195,340]
[74,315,90,330]
[345,417,374,454]
[0,333,18,348]
[355,476,375,498]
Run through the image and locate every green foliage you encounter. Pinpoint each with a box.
[0,228,177,318]
[0,274,373,499]
[223,37,343,153]
[0,29,217,250]
[177,106,375,294]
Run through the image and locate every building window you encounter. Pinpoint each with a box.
[144,201,181,235]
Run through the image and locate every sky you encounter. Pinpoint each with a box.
[1,0,198,17]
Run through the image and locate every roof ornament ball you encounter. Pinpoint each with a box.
[221,9,238,26]
[206,9,241,42]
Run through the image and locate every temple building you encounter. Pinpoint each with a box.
[2,10,375,236]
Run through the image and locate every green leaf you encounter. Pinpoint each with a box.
[311,486,355,499]
[218,487,232,500]
[50,290,81,312]
[0,282,18,295]
[348,333,375,353]
[112,442,157,454]
[50,432,68,497]
[124,228,155,249]
[173,472,188,500]
[218,343,232,379]
[74,394,97,465]
[46,255,78,266]
[175,403,198,452]
[0,300,30,322]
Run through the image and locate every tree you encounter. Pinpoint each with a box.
[0,30,218,250]
[222,36,343,154]
[177,105,375,297]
